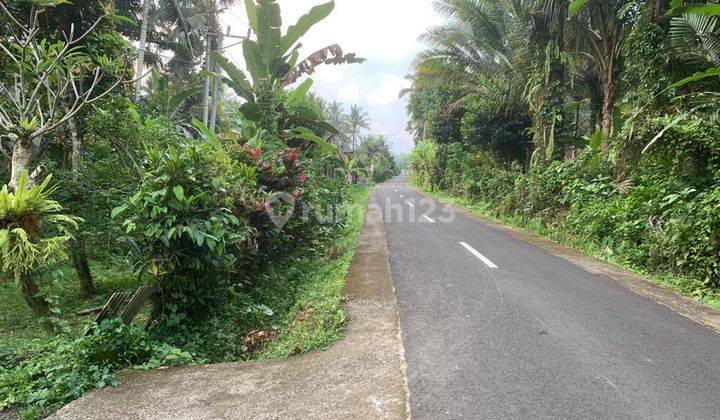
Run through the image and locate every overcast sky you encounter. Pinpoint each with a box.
[220,0,442,155]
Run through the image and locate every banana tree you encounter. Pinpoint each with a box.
[208,0,365,138]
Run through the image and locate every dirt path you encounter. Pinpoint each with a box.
[52,191,409,420]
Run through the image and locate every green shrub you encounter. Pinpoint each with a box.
[0,318,193,415]
[114,142,255,325]
[412,141,720,291]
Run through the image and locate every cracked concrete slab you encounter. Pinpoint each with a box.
[52,191,409,420]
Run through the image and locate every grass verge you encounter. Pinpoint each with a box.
[247,185,369,359]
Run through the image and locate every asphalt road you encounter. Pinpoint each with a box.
[378,176,720,419]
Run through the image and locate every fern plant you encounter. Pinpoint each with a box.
[0,172,80,323]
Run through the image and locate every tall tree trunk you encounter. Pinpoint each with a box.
[69,115,82,175]
[210,26,226,133]
[72,239,94,298]
[599,34,620,148]
[202,32,213,125]
[651,0,668,23]
[67,115,95,298]
[135,0,151,100]
[10,137,36,189]
[9,143,49,327]
[589,107,598,135]
[600,77,619,147]
[18,272,53,330]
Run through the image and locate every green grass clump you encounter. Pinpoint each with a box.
[251,185,369,359]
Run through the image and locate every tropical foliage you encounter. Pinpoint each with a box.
[0,0,380,417]
[409,0,720,300]
[0,172,80,323]
[354,136,398,183]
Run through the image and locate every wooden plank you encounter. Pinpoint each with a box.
[93,293,121,325]
[87,287,155,335]
[88,294,120,335]
[75,306,105,316]
[120,286,154,325]
[94,292,131,325]
[114,292,131,312]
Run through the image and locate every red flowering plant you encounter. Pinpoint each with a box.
[248,148,263,160]
[225,145,305,235]
[254,148,305,193]
[256,200,273,213]
[284,148,300,162]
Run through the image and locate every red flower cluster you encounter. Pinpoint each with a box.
[247,148,263,159]
[285,149,300,162]
[257,201,272,212]
[297,172,308,184]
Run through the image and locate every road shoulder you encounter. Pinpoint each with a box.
[52,190,409,420]
[416,186,720,334]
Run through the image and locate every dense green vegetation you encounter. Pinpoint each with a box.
[0,0,394,417]
[408,0,720,302]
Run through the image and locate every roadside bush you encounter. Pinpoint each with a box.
[662,185,720,284]
[412,140,720,292]
[0,318,193,416]
[632,113,720,184]
[114,142,256,326]
[410,140,438,189]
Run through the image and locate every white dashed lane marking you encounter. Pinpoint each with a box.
[459,242,498,268]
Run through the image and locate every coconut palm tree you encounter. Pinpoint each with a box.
[130,0,235,90]
[410,0,562,161]
[348,104,371,154]
[568,0,640,139]
[323,101,351,151]
[411,0,535,110]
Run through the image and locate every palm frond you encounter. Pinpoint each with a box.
[670,13,720,66]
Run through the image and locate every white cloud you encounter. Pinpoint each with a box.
[366,75,411,106]
[247,0,441,61]
[337,84,359,102]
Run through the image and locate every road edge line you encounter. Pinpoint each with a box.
[366,188,413,419]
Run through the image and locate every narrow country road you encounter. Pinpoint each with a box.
[379,176,720,419]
